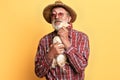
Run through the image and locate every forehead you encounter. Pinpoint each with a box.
[52,7,68,13]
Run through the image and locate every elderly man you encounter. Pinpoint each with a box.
[35,1,90,80]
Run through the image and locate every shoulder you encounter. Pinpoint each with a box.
[39,31,54,44]
[72,29,89,38]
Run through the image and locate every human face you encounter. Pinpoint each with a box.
[51,7,71,30]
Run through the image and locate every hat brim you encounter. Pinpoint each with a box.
[43,1,77,24]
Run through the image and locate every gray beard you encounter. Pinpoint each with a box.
[52,20,69,31]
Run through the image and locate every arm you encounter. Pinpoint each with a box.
[57,27,90,73]
[35,39,65,77]
[65,34,90,73]
[34,41,52,78]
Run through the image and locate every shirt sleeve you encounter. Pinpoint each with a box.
[65,34,90,73]
[34,40,52,78]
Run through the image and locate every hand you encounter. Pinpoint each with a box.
[47,42,65,59]
[57,27,71,49]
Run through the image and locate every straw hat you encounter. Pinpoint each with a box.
[43,1,77,24]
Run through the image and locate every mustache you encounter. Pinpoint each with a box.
[53,19,62,23]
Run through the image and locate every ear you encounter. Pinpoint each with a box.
[68,16,72,22]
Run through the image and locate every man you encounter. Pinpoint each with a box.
[35,1,90,80]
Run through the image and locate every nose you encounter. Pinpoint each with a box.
[55,14,59,19]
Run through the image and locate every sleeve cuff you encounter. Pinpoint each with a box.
[65,46,77,55]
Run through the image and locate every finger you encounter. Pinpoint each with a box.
[62,27,68,32]
[60,27,66,31]
[59,49,65,53]
[53,41,59,45]
[50,43,59,47]
[53,42,62,48]
[58,44,65,48]
[61,50,65,53]
[58,27,65,32]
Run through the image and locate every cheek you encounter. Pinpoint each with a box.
[62,17,69,21]
[51,17,54,21]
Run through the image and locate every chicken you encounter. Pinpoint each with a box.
[51,36,67,68]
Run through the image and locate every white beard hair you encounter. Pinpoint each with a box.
[52,20,70,31]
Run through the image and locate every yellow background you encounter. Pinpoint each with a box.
[0,0,120,80]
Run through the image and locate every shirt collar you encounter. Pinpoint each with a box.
[67,23,73,39]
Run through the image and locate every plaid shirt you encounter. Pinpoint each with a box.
[35,25,90,80]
